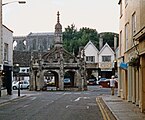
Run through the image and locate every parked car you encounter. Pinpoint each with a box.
[44,79,55,86]
[12,80,29,90]
[64,78,71,85]
[87,78,97,85]
[98,78,118,88]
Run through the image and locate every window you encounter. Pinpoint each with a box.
[86,56,95,62]
[125,23,129,51]
[119,0,123,17]
[27,69,29,73]
[32,39,36,50]
[102,56,111,62]
[43,38,47,50]
[119,31,122,56]
[125,0,128,7]
[4,43,8,61]
[132,12,136,35]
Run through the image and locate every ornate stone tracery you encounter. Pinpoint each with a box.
[30,12,87,91]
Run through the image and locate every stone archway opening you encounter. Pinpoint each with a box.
[43,71,59,90]
[64,71,75,88]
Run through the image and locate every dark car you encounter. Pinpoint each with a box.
[87,78,96,85]
[98,78,118,88]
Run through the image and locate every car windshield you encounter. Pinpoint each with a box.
[99,78,107,81]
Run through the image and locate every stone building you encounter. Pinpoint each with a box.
[1,25,13,96]
[118,0,145,112]
[13,32,54,52]
[13,29,55,83]
[30,12,86,91]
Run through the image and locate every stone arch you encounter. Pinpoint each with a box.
[43,70,59,88]
[64,70,76,87]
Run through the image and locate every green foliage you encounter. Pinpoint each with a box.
[63,24,118,56]
[100,32,119,49]
[128,56,140,67]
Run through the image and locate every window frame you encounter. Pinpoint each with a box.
[132,12,136,35]
[125,23,129,51]
[86,56,95,63]
[4,43,8,61]
[102,56,111,62]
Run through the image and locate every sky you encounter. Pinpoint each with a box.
[3,0,119,36]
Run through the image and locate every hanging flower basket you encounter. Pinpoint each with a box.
[128,56,140,68]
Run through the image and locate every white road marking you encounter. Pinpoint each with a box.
[66,105,89,109]
[30,97,36,101]
[73,93,81,94]
[74,97,90,102]
[74,97,81,101]
[87,106,89,109]
[23,105,29,108]
[66,105,70,108]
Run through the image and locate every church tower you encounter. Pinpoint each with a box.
[54,11,63,48]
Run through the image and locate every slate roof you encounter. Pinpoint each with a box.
[13,51,48,67]
[13,51,31,67]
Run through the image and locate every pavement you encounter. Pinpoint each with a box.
[1,90,145,120]
[98,95,145,120]
[0,91,27,105]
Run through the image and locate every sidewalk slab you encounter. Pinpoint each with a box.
[102,95,145,120]
[0,94,26,105]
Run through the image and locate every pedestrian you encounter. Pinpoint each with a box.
[110,75,117,95]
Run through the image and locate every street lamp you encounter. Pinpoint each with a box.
[2,1,26,6]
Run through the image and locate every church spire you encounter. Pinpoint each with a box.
[54,11,63,47]
[57,11,60,23]
[55,11,62,33]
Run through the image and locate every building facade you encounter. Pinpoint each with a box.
[83,41,99,79]
[1,25,13,96]
[98,43,116,78]
[13,32,54,52]
[118,0,145,112]
[83,38,118,81]
[13,32,55,83]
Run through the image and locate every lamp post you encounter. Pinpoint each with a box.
[13,64,20,96]
[2,1,26,6]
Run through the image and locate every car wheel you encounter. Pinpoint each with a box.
[13,86,17,90]
[27,85,29,89]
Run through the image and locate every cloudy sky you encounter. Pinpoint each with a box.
[3,0,119,36]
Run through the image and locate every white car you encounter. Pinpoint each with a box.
[12,80,29,90]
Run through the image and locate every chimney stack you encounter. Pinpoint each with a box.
[114,34,117,50]
[99,34,103,50]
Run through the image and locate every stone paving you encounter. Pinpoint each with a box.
[101,95,145,120]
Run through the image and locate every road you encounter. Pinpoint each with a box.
[0,86,117,120]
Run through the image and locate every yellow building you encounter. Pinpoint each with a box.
[118,0,145,112]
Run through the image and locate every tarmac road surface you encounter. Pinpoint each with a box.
[0,86,114,120]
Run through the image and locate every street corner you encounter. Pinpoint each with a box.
[96,97,117,120]
[0,94,27,106]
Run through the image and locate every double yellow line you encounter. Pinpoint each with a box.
[96,97,110,120]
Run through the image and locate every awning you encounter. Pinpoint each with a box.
[119,62,128,70]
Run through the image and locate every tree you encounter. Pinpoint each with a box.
[63,25,99,56]
[100,32,119,49]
